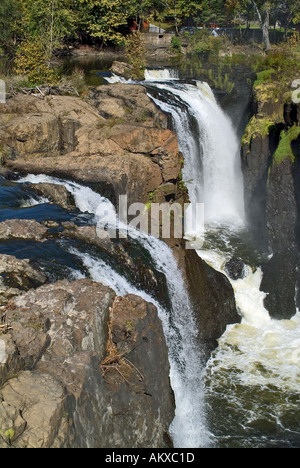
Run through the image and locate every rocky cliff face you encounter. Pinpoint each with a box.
[0,86,181,208]
[241,85,300,319]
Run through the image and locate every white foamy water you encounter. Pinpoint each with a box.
[104,73,134,84]
[144,68,179,81]
[104,68,178,85]
[146,79,245,227]
[20,196,49,207]
[18,173,212,448]
[199,246,300,392]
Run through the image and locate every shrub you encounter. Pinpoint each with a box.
[171,36,182,52]
[125,32,146,81]
[14,40,57,85]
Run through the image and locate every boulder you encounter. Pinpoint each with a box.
[0,254,47,306]
[0,219,48,242]
[261,251,300,320]
[28,183,76,210]
[224,257,245,280]
[184,249,240,358]
[110,61,136,80]
[0,279,174,448]
[90,84,167,128]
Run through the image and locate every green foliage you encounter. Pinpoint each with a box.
[254,68,276,86]
[125,32,146,80]
[0,0,22,55]
[171,35,182,52]
[21,0,76,45]
[0,427,15,444]
[200,0,226,26]
[14,40,57,84]
[242,116,275,146]
[253,43,300,86]
[188,29,224,56]
[77,0,131,45]
[273,125,300,165]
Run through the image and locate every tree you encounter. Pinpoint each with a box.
[0,0,22,55]
[13,0,76,83]
[242,0,300,50]
[125,31,146,79]
[251,0,273,50]
[21,0,76,61]
[225,0,254,29]
[77,0,145,45]
[200,0,226,27]
[278,1,300,35]
[14,40,56,83]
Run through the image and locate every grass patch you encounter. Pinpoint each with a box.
[242,116,275,146]
[254,68,276,87]
[272,125,300,166]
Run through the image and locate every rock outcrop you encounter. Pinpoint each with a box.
[0,280,174,448]
[0,87,181,208]
[28,183,76,210]
[0,254,46,306]
[241,84,300,319]
[0,219,48,242]
[184,249,240,357]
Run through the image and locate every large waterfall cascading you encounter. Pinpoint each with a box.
[18,173,212,448]
[147,81,245,227]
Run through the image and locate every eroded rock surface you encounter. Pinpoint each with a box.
[0,253,46,306]
[0,280,174,448]
[0,88,181,207]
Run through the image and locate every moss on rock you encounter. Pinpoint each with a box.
[272,125,300,166]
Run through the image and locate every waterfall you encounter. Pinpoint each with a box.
[146,80,245,227]
[18,173,212,448]
[145,71,300,447]
[144,68,179,81]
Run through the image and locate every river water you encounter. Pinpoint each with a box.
[142,69,300,448]
[1,60,300,448]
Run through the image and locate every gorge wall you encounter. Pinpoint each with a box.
[241,81,300,319]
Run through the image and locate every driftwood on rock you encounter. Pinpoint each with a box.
[7,83,79,99]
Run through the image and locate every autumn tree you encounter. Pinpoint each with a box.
[13,0,76,83]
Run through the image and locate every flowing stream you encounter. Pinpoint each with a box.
[143,69,300,448]
[16,173,211,448]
